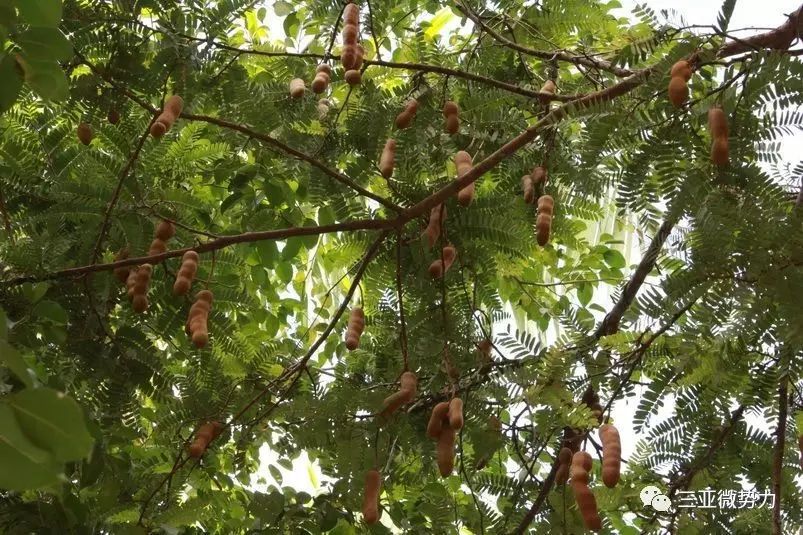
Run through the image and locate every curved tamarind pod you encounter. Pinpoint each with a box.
[532,166,547,186]
[423,204,446,248]
[394,100,419,129]
[148,238,167,257]
[379,138,396,178]
[188,437,207,458]
[362,469,381,525]
[708,107,729,138]
[380,388,415,417]
[108,109,121,125]
[343,3,359,26]
[77,123,93,145]
[151,96,184,137]
[668,76,688,108]
[428,259,444,278]
[345,69,362,86]
[113,247,130,283]
[522,175,535,204]
[289,78,306,99]
[540,80,557,95]
[572,481,602,531]
[670,60,692,81]
[427,402,451,438]
[437,425,456,477]
[342,23,358,44]
[599,424,621,488]
[448,397,463,431]
[442,245,457,272]
[155,220,176,241]
[165,95,184,116]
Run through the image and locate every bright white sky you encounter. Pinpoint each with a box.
[248,0,803,527]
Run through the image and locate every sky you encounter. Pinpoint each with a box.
[248,0,803,526]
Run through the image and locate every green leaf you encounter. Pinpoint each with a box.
[0,404,62,491]
[15,0,62,27]
[424,7,455,40]
[274,1,292,16]
[0,340,33,387]
[577,283,593,307]
[603,249,627,269]
[0,54,23,114]
[15,55,69,101]
[8,388,94,462]
[16,27,72,62]
[32,300,68,324]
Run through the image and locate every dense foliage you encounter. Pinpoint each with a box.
[1,0,802,533]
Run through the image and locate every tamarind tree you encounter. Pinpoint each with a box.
[1,0,802,533]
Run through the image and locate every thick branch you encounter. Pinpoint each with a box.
[772,375,788,535]
[718,5,803,57]
[455,2,634,78]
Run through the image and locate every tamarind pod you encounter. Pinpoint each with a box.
[457,182,475,206]
[522,175,535,204]
[448,397,464,431]
[289,78,306,99]
[188,438,207,458]
[423,204,446,248]
[670,60,692,81]
[405,100,419,114]
[311,73,330,94]
[394,110,413,129]
[668,76,688,108]
[342,23,358,44]
[442,245,457,272]
[196,422,217,441]
[558,447,573,464]
[362,469,381,525]
[442,100,459,117]
[708,107,729,138]
[455,150,472,174]
[428,259,444,278]
[77,123,93,145]
[341,45,357,70]
[155,220,176,241]
[399,371,417,396]
[108,109,120,125]
[316,64,332,76]
[537,194,554,213]
[165,95,184,116]
[126,269,138,298]
[540,80,557,94]
[436,425,456,477]
[532,166,547,186]
[379,389,412,417]
[379,138,396,178]
[427,402,451,438]
[156,110,178,132]
[477,339,492,360]
[354,45,364,70]
[536,213,552,246]
[711,137,729,166]
[571,451,593,475]
[148,238,167,256]
[196,289,214,303]
[348,307,365,333]
[150,121,167,138]
[113,247,130,283]
[173,277,191,296]
[345,334,360,350]
[192,328,209,348]
[182,250,200,264]
[132,294,149,313]
[345,69,362,86]
[555,463,570,486]
[599,424,621,488]
[445,113,459,134]
[572,482,602,531]
[343,3,359,26]
[133,264,153,295]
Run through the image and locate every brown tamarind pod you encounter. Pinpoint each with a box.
[345,69,362,86]
[437,425,456,477]
[107,109,120,125]
[173,250,200,295]
[187,421,222,458]
[289,78,306,99]
[399,371,417,396]
[342,23,359,44]
[444,114,460,135]
[668,76,688,108]
[379,138,396,178]
[341,44,357,70]
[150,121,167,138]
[540,80,557,94]
[448,397,463,431]
[362,469,381,525]
[555,463,570,487]
[522,175,535,204]
[113,247,130,284]
[711,137,729,167]
[354,44,364,70]
[455,151,474,206]
[537,194,554,214]
[151,95,184,137]
[457,182,475,206]
[380,371,417,417]
[345,307,365,350]
[477,339,492,362]
[77,123,93,145]
[188,290,213,348]
[599,424,621,488]
[423,204,446,248]
[343,2,359,26]
[442,101,459,117]
[532,166,547,187]
[132,294,148,313]
[570,451,593,484]
[126,268,138,299]
[443,101,460,134]
[536,195,553,246]
[427,401,451,438]
[708,107,729,138]
[148,238,167,257]
[311,65,331,94]
[670,60,692,81]
[429,245,457,278]
[572,481,602,531]
[131,264,153,313]
[559,447,573,464]
[428,259,444,279]
[165,95,184,117]
[155,220,175,241]
[394,99,419,129]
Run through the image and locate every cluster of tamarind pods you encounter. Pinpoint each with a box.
[667,59,730,166]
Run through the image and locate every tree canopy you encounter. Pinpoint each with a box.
[1,0,803,533]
